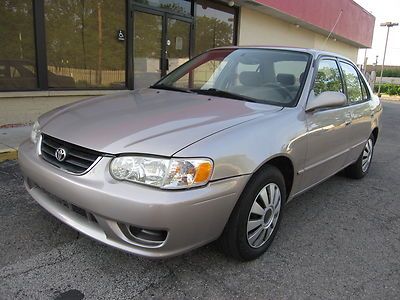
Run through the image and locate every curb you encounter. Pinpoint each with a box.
[0,149,18,162]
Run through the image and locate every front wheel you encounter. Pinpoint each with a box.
[219,165,285,261]
[345,135,375,179]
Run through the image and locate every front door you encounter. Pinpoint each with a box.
[300,58,352,189]
[132,8,191,89]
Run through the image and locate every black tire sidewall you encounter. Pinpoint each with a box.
[351,135,375,178]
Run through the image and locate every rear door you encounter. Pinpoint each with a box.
[302,57,352,188]
[338,61,373,165]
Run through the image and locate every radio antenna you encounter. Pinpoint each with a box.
[322,9,343,49]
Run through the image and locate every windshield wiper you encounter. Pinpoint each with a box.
[190,88,259,103]
[150,84,193,93]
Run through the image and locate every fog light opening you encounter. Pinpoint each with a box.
[119,224,167,248]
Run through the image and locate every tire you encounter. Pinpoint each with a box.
[219,165,286,261]
[345,134,375,179]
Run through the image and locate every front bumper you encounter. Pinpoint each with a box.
[18,140,250,258]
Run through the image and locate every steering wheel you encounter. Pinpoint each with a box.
[262,83,293,101]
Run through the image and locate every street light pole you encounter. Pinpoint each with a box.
[377,22,399,96]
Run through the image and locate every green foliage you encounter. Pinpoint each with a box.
[314,67,342,95]
[45,0,126,70]
[0,1,36,62]
[195,16,234,55]
[382,68,400,78]
[343,70,362,102]
[374,83,400,95]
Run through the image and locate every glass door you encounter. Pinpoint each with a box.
[166,18,190,74]
[132,7,192,89]
[133,11,163,89]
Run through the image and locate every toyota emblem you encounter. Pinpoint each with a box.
[55,148,67,162]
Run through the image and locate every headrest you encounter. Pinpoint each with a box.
[277,73,295,86]
[239,71,263,87]
[299,72,305,84]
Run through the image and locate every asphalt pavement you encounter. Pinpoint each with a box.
[0,101,399,300]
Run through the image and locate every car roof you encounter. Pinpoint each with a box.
[210,46,353,63]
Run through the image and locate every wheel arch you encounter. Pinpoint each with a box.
[251,155,295,200]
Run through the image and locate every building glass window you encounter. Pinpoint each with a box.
[134,0,191,15]
[195,0,235,55]
[0,0,37,90]
[44,0,126,89]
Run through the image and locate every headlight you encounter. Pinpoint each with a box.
[110,156,213,189]
[30,120,41,144]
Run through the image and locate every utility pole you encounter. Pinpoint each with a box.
[97,2,103,86]
[363,48,368,75]
[377,22,399,96]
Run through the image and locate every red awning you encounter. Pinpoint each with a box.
[253,0,375,48]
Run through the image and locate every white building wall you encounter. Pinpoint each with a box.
[238,7,359,62]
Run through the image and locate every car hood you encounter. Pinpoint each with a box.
[40,89,281,156]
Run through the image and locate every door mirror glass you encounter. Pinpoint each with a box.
[306,91,347,111]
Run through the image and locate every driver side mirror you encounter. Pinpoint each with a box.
[306,91,347,112]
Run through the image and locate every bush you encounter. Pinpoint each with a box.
[374,83,400,95]
[382,68,400,77]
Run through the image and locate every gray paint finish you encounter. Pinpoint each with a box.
[39,89,278,157]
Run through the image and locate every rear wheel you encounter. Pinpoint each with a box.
[220,165,285,261]
[345,135,375,179]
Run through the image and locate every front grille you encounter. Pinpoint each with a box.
[40,134,101,174]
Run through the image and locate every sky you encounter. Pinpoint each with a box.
[353,0,400,66]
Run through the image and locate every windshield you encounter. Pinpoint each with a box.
[153,48,311,106]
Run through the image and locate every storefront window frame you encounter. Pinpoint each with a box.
[6,0,238,91]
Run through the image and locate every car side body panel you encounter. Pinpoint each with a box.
[175,106,309,199]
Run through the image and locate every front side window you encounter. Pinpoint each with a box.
[313,59,343,95]
[154,49,311,107]
[340,62,363,104]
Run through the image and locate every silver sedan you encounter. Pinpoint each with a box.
[19,47,382,260]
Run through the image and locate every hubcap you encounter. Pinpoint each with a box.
[247,183,281,248]
[362,139,373,172]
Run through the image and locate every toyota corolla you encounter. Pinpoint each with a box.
[18,47,382,260]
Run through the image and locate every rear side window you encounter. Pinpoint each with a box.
[359,75,370,101]
[339,62,363,104]
[314,59,343,95]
